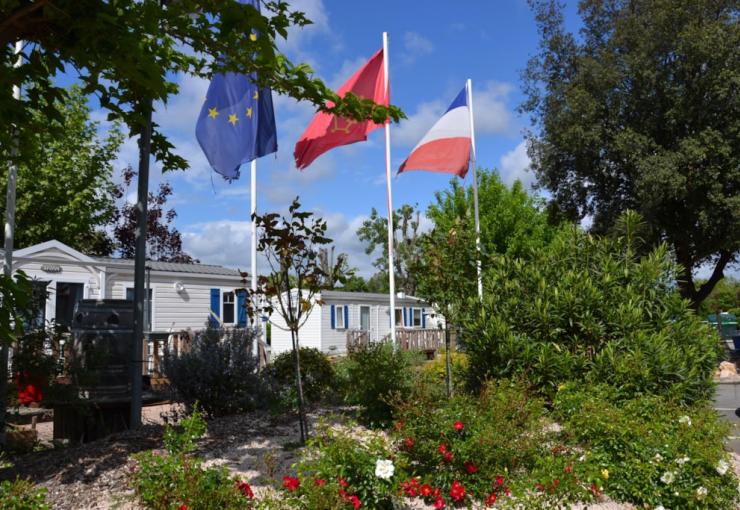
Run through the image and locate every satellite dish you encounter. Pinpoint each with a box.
[174,281,186,293]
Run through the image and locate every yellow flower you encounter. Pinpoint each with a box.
[601,469,609,480]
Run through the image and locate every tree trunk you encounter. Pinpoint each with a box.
[675,247,733,310]
[291,329,308,443]
[445,325,452,399]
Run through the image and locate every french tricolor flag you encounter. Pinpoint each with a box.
[398,85,472,178]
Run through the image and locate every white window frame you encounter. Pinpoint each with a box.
[336,305,346,329]
[359,305,371,331]
[222,291,236,325]
[394,307,404,327]
[412,308,422,328]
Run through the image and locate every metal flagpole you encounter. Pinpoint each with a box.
[250,159,259,358]
[466,78,483,299]
[382,32,397,345]
[1,40,24,445]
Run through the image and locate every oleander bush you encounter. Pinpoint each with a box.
[264,347,335,407]
[0,479,49,510]
[460,225,720,403]
[129,407,256,510]
[162,326,269,417]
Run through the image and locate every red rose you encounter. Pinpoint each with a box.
[495,475,505,487]
[464,461,478,474]
[432,487,441,498]
[404,437,415,450]
[443,451,454,462]
[535,483,545,492]
[565,465,572,474]
[348,495,361,509]
[179,506,188,510]
[282,476,300,492]
[314,478,326,487]
[590,483,601,498]
[453,420,464,431]
[504,486,511,497]
[236,480,254,499]
[338,477,349,488]
[485,492,497,506]
[449,481,465,502]
[438,443,448,454]
[433,496,446,509]
[420,484,433,497]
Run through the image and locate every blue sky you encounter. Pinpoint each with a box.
[108,0,579,276]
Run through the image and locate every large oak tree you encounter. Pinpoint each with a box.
[521,0,739,308]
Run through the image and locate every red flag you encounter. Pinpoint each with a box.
[294,49,387,170]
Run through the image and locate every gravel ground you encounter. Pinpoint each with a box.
[2,405,739,510]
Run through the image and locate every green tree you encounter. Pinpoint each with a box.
[426,169,554,261]
[521,0,740,308]
[697,277,740,317]
[357,204,423,296]
[1,1,404,173]
[0,87,123,255]
[251,198,345,443]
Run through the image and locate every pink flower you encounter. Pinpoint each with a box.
[453,420,465,431]
[282,476,300,492]
[464,461,478,474]
[449,480,466,502]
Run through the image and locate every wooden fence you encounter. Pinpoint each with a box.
[346,328,444,357]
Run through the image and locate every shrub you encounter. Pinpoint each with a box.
[162,326,267,418]
[554,384,740,509]
[341,342,418,427]
[265,348,334,406]
[130,407,256,510]
[460,225,720,403]
[0,479,49,510]
[284,419,405,510]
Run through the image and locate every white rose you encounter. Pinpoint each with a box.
[375,459,395,480]
[717,459,730,476]
[696,486,708,500]
[652,453,664,464]
[678,415,692,426]
[655,506,666,510]
[675,456,690,466]
[660,471,676,485]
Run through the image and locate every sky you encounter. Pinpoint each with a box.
[107,0,579,277]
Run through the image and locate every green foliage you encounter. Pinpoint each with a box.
[0,273,31,347]
[288,419,405,510]
[0,479,49,510]
[461,224,720,403]
[1,1,404,176]
[0,87,123,255]
[341,343,418,428]
[522,0,740,308]
[393,380,550,500]
[162,326,267,418]
[131,408,254,510]
[554,384,740,509]
[266,347,335,406]
[357,204,423,296]
[419,351,469,396]
[698,277,740,317]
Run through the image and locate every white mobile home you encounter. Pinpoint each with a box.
[3,240,247,332]
[269,290,438,356]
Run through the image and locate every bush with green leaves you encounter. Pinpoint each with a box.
[340,342,418,428]
[0,479,48,510]
[554,384,740,509]
[162,326,268,418]
[264,347,334,407]
[130,407,256,510]
[461,223,720,403]
[281,418,406,510]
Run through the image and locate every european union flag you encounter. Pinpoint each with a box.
[195,2,277,180]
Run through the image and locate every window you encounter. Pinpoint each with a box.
[223,292,235,324]
[360,306,370,331]
[126,287,153,331]
[412,308,422,327]
[394,308,403,327]
[336,305,346,329]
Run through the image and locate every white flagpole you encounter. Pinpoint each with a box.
[383,32,397,345]
[250,159,259,357]
[466,78,483,299]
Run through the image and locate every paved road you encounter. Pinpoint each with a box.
[715,382,740,453]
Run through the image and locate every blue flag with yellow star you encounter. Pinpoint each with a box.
[195,3,277,180]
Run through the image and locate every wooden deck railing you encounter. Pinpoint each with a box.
[346,328,444,356]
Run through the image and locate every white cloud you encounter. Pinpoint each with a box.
[499,140,535,188]
[401,31,434,63]
[394,99,447,147]
[472,81,514,135]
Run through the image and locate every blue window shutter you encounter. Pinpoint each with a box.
[344,305,349,329]
[403,307,408,326]
[330,305,336,329]
[236,290,247,327]
[210,288,220,327]
[422,308,426,328]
